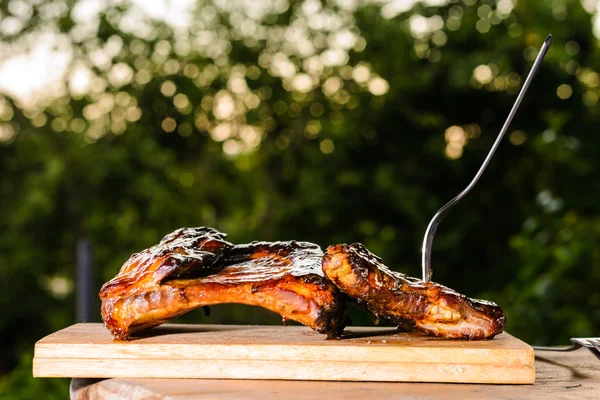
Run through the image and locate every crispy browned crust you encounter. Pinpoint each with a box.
[100,228,346,339]
[322,243,506,340]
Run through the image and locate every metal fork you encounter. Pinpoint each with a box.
[533,338,600,361]
[421,34,553,282]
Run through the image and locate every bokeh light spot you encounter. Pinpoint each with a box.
[161,117,177,132]
[509,130,527,145]
[320,139,335,154]
[161,81,177,97]
[473,65,493,84]
[557,84,573,100]
[368,77,389,96]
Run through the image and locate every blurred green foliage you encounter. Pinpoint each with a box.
[1,0,600,397]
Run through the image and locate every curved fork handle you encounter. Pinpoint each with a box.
[532,343,582,352]
[420,34,553,282]
[534,338,600,361]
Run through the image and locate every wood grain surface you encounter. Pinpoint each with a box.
[68,350,600,400]
[34,323,535,384]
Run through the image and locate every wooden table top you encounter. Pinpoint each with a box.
[70,349,599,400]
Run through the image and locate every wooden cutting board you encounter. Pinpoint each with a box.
[33,323,535,384]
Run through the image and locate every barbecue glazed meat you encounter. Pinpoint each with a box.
[322,243,506,340]
[211,241,346,337]
[100,228,346,339]
[100,227,232,339]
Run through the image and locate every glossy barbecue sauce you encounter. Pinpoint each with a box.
[323,243,506,340]
[100,228,346,339]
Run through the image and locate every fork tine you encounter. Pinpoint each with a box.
[584,339,600,361]
[588,339,600,351]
